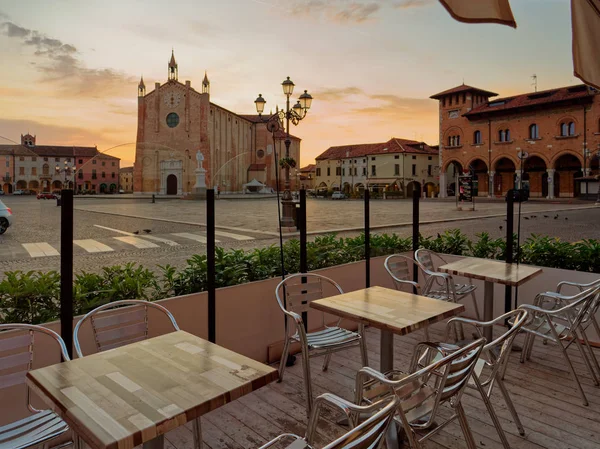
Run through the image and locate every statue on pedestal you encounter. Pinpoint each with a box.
[191,150,207,199]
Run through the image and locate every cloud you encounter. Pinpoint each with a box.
[393,0,435,9]
[0,20,134,97]
[316,86,364,101]
[352,93,437,119]
[288,1,382,24]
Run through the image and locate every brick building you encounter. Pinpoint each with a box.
[134,52,300,195]
[0,134,120,194]
[431,83,600,198]
[315,137,438,197]
[119,166,134,193]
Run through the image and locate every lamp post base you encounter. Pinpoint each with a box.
[280,196,296,230]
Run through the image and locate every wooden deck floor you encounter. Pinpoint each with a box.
[166,323,600,449]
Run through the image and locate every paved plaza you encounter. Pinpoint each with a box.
[0,196,597,277]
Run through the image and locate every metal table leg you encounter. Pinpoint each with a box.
[143,434,164,449]
[483,281,494,342]
[380,330,394,372]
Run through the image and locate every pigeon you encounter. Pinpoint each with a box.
[543,215,549,218]
[499,226,503,230]
[565,217,568,220]
[524,217,529,220]
[133,230,140,235]
[554,215,559,219]
[143,229,152,234]
[531,215,537,218]
[437,233,441,239]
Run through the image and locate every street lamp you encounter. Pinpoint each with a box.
[254,77,313,228]
[56,160,76,190]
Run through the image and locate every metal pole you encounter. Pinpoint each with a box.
[364,189,370,288]
[60,189,73,358]
[504,189,514,315]
[207,189,216,343]
[299,189,308,331]
[412,187,420,288]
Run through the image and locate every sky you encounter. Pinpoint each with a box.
[0,0,580,166]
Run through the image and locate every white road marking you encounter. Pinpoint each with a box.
[22,243,60,258]
[114,236,159,249]
[138,235,179,246]
[74,239,114,253]
[93,224,133,236]
[214,230,254,241]
[172,233,220,244]
[94,224,179,246]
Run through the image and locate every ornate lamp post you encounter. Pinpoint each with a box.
[56,160,76,190]
[254,77,313,228]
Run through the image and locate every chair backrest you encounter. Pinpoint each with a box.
[74,300,179,357]
[414,249,446,275]
[0,324,70,412]
[384,254,421,294]
[475,309,528,387]
[323,397,398,449]
[399,338,485,430]
[275,273,343,330]
[550,284,600,333]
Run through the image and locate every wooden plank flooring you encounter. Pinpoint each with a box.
[164,323,600,449]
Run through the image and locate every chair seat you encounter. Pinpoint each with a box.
[521,316,568,340]
[292,327,361,350]
[0,409,69,449]
[427,283,476,300]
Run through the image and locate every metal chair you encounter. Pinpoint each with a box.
[414,249,481,321]
[275,273,368,416]
[258,395,398,449]
[72,301,202,449]
[73,299,180,357]
[518,283,600,406]
[356,338,486,449]
[433,310,530,449]
[0,324,71,449]
[384,254,431,340]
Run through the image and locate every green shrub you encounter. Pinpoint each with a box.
[2,229,599,325]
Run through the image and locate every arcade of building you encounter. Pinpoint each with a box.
[432,83,600,198]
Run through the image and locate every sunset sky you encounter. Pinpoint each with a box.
[0,0,580,166]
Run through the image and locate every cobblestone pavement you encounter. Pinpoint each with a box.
[0,196,597,279]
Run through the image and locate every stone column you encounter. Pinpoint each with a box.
[546,168,555,199]
[439,172,447,198]
[488,171,495,197]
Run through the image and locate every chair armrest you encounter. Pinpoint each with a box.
[556,279,600,294]
[306,393,392,443]
[391,278,422,293]
[258,434,307,449]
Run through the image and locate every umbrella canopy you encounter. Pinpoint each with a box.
[438,0,600,90]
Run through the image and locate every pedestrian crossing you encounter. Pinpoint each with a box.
[14,230,254,259]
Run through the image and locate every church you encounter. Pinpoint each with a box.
[134,52,301,195]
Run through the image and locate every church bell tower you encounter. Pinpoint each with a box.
[168,50,178,81]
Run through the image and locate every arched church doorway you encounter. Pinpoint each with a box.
[166,174,178,195]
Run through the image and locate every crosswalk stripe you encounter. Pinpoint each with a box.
[74,239,114,253]
[114,236,159,249]
[139,235,179,246]
[214,230,254,241]
[22,243,60,258]
[172,233,220,244]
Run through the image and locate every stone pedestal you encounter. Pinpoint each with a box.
[189,167,207,200]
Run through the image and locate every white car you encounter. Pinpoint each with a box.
[13,190,25,195]
[331,191,346,200]
[0,200,13,234]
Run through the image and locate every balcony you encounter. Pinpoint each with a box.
[2,176,10,182]
[1,253,599,449]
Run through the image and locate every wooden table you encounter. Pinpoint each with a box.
[26,330,278,449]
[439,257,542,341]
[310,286,465,372]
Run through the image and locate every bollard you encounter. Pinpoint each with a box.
[152,194,155,204]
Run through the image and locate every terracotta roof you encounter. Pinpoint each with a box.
[0,144,120,160]
[300,164,315,172]
[316,138,437,161]
[430,84,498,100]
[464,84,595,118]
[120,166,134,173]
[248,163,266,170]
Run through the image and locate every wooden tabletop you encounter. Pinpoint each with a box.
[310,286,464,336]
[26,331,278,449]
[439,257,542,287]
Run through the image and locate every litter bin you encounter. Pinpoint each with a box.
[293,202,300,230]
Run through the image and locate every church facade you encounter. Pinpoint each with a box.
[134,52,301,195]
